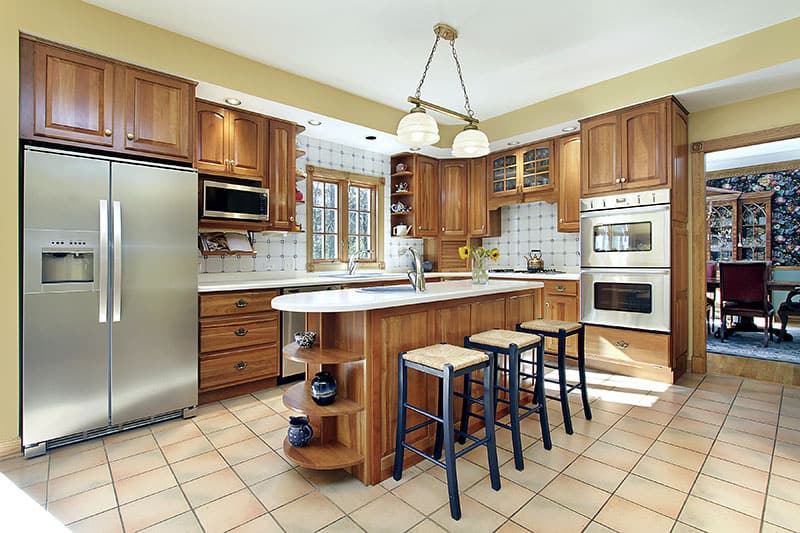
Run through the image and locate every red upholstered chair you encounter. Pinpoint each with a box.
[719,261,774,347]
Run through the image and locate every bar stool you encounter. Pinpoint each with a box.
[393,343,501,520]
[516,320,592,434]
[460,329,551,471]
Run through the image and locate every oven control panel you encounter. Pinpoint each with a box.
[580,188,671,212]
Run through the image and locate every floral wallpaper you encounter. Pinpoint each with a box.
[707,168,800,266]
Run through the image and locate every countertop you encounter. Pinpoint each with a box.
[270,279,544,312]
[198,270,578,292]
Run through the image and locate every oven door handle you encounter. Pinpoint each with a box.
[580,268,670,276]
[579,204,670,218]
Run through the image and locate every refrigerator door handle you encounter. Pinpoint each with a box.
[99,200,108,323]
[112,201,122,322]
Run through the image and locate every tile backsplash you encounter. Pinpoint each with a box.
[200,135,423,274]
[482,202,580,269]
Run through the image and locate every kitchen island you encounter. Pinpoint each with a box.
[271,279,543,485]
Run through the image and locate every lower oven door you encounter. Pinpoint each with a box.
[581,268,671,332]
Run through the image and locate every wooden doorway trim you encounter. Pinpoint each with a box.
[690,123,800,374]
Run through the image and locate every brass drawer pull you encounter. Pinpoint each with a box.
[556,285,566,292]
[234,327,249,336]
[234,361,248,370]
[126,132,134,140]
[104,129,112,136]
[615,340,629,349]
[235,299,249,308]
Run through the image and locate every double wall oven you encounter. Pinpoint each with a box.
[580,189,671,333]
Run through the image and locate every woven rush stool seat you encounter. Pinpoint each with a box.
[393,343,500,521]
[462,329,550,471]
[517,320,592,435]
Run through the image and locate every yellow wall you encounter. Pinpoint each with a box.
[2,1,799,443]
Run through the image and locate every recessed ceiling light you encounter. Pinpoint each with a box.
[561,126,578,132]
[409,147,421,151]
[224,98,241,106]
[365,135,377,141]
[507,140,521,146]
[308,119,322,126]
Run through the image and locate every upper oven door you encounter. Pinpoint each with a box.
[581,268,671,332]
[580,204,670,268]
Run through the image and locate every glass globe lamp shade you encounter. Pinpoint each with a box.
[451,125,490,157]
[397,108,439,148]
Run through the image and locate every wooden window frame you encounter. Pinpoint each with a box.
[306,165,385,271]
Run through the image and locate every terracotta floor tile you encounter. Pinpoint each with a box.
[429,494,506,531]
[777,427,800,446]
[678,494,761,533]
[105,434,158,462]
[4,461,49,488]
[764,495,800,531]
[151,420,203,448]
[583,440,641,472]
[595,495,675,533]
[646,398,684,416]
[114,465,176,505]
[462,440,514,469]
[690,389,734,405]
[244,413,288,435]
[734,396,780,414]
[540,473,611,518]
[227,513,283,533]
[769,474,800,504]
[170,450,228,483]
[631,456,698,493]
[47,483,117,525]
[49,446,107,479]
[716,426,775,454]
[272,491,346,533]
[220,394,261,411]
[599,427,654,454]
[232,451,292,486]
[779,415,800,431]
[139,511,203,533]
[406,518,448,533]
[318,472,386,513]
[352,493,427,532]
[21,481,46,505]
[47,463,111,502]
[709,440,772,472]
[194,488,265,533]
[500,459,559,492]
[724,415,778,439]
[119,486,189,532]
[774,440,800,461]
[677,405,726,426]
[691,473,765,518]
[563,456,627,493]
[181,467,245,508]
[68,508,123,533]
[194,411,241,434]
[428,455,487,490]
[205,424,255,449]
[217,436,271,465]
[0,453,48,474]
[668,416,721,439]
[646,440,706,471]
[109,449,166,481]
[495,426,536,452]
[161,435,214,463]
[523,443,578,472]
[103,426,151,446]
[627,406,674,425]
[579,407,623,426]
[582,522,618,533]
[232,403,274,422]
[772,456,800,482]
[683,397,730,415]
[615,473,687,518]
[465,475,534,517]
[701,456,769,492]
[657,427,714,454]
[48,439,104,459]
[512,495,590,533]
[548,427,596,454]
[731,405,780,425]
[392,472,449,515]
[250,469,314,510]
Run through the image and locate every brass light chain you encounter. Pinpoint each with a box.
[449,40,475,121]
[414,33,442,99]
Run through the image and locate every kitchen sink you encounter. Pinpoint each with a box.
[356,286,416,293]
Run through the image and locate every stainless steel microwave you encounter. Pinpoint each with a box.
[203,180,269,222]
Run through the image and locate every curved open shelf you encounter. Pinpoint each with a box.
[283,438,363,470]
[283,381,363,416]
[283,342,364,364]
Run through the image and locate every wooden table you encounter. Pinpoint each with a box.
[707,279,800,340]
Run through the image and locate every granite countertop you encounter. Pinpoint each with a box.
[198,270,579,292]
[270,279,544,312]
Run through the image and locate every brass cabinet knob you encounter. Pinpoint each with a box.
[620,177,627,183]
[235,299,249,308]
[234,327,248,337]
[615,340,629,349]
[224,159,230,165]
[233,361,248,370]
[615,178,621,184]
[545,301,550,308]
[556,285,566,292]
[418,225,423,230]
[441,227,445,232]
[104,129,112,136]
[232,160,237,166]
[289,216,295,222]
[126,133,134,140]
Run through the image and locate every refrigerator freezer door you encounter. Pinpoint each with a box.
[110,162,198,424]
[22,150,110,447]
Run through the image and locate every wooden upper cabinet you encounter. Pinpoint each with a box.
[439,159,468,237]
[267,119,296,231]
[581,113,619,195]
[619,100,667,190]
[195,102,228,174]
[30,42,115,147]
[228,110,266,179]
[520,141,553,194]
[415,156,439,237]
[468,156,489,237]
[557,134,581,233]
[489,150,519,200]
[120,67,192,160]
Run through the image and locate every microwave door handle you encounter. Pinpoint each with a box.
[98,200,108,323]
[112,201,122,322]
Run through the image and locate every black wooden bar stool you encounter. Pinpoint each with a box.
[461,329,551,471]
[516,320,592,434]
[393,343,501,520]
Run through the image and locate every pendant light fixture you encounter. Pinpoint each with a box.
[396,23,489,157]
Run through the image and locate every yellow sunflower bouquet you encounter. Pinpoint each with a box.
[458,245,500,285]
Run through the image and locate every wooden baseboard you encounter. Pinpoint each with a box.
[707,352,800,386]
[0,437,21,459]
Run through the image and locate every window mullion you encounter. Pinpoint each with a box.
[339,178,349,263]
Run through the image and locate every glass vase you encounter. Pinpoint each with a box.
[471,255,489,285]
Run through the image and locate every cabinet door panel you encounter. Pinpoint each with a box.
[439,159,468,237]
[557,134,581,232]
[33,44,115,146]
[468,157,489,236]
[543,293,579,356]
[415,156,439,237]
[620,101,667,190]
[195,102,228,174]
[122,67,192,160]
[268,120,295,230]
[581,114,619,196]
[229,111,266,179]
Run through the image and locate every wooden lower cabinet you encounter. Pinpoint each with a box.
[199,290,280,401]
[542,280,579,356]
[584,324,673,382]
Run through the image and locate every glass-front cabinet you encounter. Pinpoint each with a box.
[521,145,551,191]
[489,140,554,205]
[491,152,517,196]
[707,197,737,262]
[706,191,772,263]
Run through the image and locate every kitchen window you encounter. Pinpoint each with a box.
[306,166,385,270]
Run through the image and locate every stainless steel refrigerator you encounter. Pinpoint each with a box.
[22,147,198,456]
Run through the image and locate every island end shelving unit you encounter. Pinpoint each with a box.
[281,312,367,477]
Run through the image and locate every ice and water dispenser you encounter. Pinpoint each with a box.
[41,240,94,285]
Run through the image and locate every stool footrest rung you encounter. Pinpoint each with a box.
[404,404,443,424]
[404,418,436,435]
[454,437,491,459]
[401,442,445,469]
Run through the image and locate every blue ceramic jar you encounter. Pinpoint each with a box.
[287,416,313,447]
[310,371,337,406]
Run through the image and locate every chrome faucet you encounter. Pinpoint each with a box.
[348,249,372,275]
[402,247,426,292]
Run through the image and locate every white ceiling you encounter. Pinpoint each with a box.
[705,138,800,171]
[84,0,800,122]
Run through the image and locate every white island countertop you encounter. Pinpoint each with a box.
[270,279,543,313]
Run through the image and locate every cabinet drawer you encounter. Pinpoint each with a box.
[200,290,278,318]
[200,315,278,353]
[199,344,279,391]
[584,325,670,367]
[543,280,577,296]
